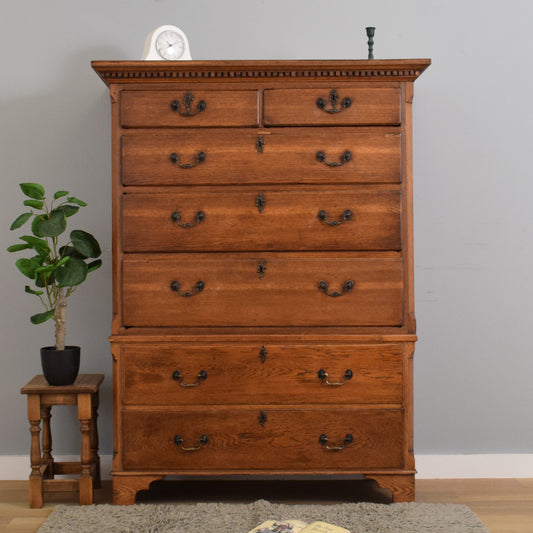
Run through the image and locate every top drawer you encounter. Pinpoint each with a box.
[264,87,400,126]
[120,90,259,127]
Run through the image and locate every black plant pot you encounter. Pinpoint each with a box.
[40,346,80,386]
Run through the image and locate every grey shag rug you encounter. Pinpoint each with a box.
[38,499,489,533]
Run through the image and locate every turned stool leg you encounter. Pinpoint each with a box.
[78,393,94,505]
[27,395,43,508]
[90,391,101,489]
[40,406,53,479]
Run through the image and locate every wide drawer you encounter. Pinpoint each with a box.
[120,90,259,127]
[121,129,401,185]
[264,87,400,126]
[121,187,401,252]
[121,253,403,327]
[121,343,404,405]
[122,408,404,471]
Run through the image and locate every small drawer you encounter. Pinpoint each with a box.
[120,343,404,406]
[121,187,401,252]
[121,128,401,185]
[120,90,259,127]
[122,408,404,471]
[121,252,403,328]
[264,87,400,126]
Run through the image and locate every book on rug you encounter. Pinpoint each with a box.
[248,520,350,533]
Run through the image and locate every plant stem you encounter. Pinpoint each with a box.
[55,287,67,350]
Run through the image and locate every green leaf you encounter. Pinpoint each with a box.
[25,285,44,296]
[10,212,32,230]
[87,259,102,273]
[71,230,101,258]
[15,257,42,279]
[67,196,87,207]
[56,256,71,267]
[20,236,50,254]
[55,257,88,287]
[53,204,79,218]
[35,271,54,288]
[54,190,69,199]
[30,310,55,324]
[23,199,44,209]
[20,183,45,200]
[59,245,84,259]
[30,254,46,266]
[7,243,32,252]
[31,215,46,237]
[34,210,66,237]
[35,264,58,275]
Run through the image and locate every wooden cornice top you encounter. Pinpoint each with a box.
[91,59,431,85]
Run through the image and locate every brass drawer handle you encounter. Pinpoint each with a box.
[317,369,353,386]
[316,89,351,114]
[172,369,208,387]
[171,210,205,228]
[316,150,352,167]
[170,92,207,116]
[173,434,208,451]
[317,280,354,297]
[319,433,353,451]
[170,280,205,297]
[170,151,206,169]
[318,209,352,226]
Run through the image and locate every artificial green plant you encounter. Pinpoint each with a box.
[7,183,102,350]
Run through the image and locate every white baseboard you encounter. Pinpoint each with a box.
[1,454,532,481]
[415,453,533,479]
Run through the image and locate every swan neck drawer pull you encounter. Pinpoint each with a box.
[319,433,353,451]
[170,280,205,297]
[171,210,205,228]
[316,89,352,114]
[317,209,352,226]
[316,150,352,167]
[173,434,208,451]
[317,369,353,386]
[170,151,206,169]
[317,280,354,297]
[170,92,207,116]
[172,369,208,387]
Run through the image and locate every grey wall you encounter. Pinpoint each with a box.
[1,0,532,461]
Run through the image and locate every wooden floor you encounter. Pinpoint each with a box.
[1,478,532,532]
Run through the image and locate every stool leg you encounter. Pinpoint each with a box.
[27,395,43,508]
[90,391,101,489]
[78,393,94,505]
[41,406,54,479]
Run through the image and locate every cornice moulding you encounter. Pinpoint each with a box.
[91,59,431,85]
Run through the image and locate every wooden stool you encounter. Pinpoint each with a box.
[21,374,104,508]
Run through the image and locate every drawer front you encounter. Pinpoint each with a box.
[122,254,403,327]
[122,408,404,471]
[120,90,259,127]
[121,129,401,185]
[121,343,404,406]
[122,188,401,252]
[264,88,400,126]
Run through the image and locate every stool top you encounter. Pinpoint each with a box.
[21,374,104,394]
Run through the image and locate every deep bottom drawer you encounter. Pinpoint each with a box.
[122,408,404,471]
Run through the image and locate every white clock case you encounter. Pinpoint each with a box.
[141,25,192,60]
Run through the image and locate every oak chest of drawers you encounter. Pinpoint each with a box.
[92,59,430,505]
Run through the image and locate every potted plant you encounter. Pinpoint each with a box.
[7,183,102,385]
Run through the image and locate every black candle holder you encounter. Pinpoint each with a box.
[366,27,375,59]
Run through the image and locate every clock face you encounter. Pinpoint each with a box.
[155,30,185,60]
